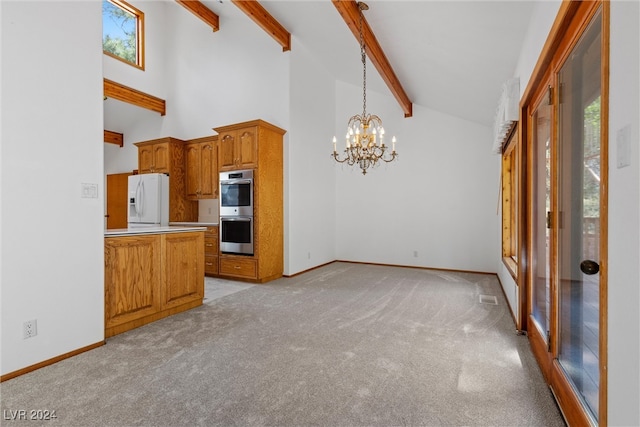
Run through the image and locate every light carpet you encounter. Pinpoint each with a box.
[0,262,565,426]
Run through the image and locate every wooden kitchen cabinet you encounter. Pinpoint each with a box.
[104,230,204,338]
[204,226,219,276]
[138,141,169,173]
[104,234,161,333]
[213,120,286,283]
[217,126,257,171]
[162,232,205,310]
[219,256,257,280]
[134,137,197,222]
[185,136,218,200]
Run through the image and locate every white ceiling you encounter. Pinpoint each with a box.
[106,1,536,130]
[210,0,536,127]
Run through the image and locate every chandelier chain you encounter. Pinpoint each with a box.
[359,3,367,118]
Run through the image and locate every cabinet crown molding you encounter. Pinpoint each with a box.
[213,119,286,136]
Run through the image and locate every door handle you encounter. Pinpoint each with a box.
[580,259,600,275]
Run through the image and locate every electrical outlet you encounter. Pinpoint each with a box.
[308,252,311,259]
[23,319,37,339]
[413,251,418,258]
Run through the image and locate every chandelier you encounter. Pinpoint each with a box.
[331,1,397,175]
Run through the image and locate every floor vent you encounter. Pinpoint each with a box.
[479,295,498,305]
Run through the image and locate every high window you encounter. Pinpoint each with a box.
[102,0,144,69]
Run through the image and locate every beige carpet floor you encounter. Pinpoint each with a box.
[0,262,565,426]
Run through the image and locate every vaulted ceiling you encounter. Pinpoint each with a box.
[203,0,536,127]
[105,1,537,133]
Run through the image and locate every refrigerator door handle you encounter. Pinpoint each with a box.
[135,179,142,217]
[138,180,144,217]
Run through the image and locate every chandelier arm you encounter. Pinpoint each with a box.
[381,153,398,163]
[331,151,350,164]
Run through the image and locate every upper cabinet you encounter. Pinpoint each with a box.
[185,136,218,200]
[138,142,170,173]
[217,126,258,171]
[134,137,197,222]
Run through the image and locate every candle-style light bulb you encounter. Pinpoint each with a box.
[332,136,337,153]
[392,136,397,152]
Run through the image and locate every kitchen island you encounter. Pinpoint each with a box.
[104,226,205,338]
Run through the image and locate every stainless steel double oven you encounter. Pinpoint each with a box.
[219,169,254,256]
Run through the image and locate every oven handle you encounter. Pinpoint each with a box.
[220,179,252,185]
[221,217,252,222]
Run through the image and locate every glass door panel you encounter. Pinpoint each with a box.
[531,93,552,341]
[557,10,602,421]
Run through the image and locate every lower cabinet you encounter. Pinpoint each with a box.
[204,226,219,276]
[219,256,258,280]
[104,231,204,338]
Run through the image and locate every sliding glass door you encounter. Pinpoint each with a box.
[556,10,603,422]
[523,2,608,425]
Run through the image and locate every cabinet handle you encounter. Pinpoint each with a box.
[205,244,213,247]
[234,266,241,269]
[206,262,213,266]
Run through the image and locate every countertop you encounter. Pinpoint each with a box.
[105,225,207,237]
[170,222,218,226]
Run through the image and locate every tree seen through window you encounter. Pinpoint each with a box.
[102,0,143,68]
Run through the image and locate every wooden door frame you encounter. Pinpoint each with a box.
[519,1,609,425]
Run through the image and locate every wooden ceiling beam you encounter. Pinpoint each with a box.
[231,0,291,52]
[175,0,219,32]
[332,0,412,118]
[104,130,124,147]
[103,79,166,116]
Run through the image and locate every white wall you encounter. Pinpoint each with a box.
[286,39,337,275]
[334,81,500,273]
[103,0,168,99]
[103,1,290,173]
[496,0,562,325]
[513,0,562,97]
[103,0,170,175]
[162,1,289,138]
[607,1,640,424]
[1,1,104,375]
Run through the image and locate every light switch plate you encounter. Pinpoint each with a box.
[616,125,631,169]
[81,183,98,198]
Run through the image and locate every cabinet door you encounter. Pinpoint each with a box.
[238,127,257,169]
[105,235,161,329]
[138,146,154,174]
[200,142,217,198]
[153,143,170,172]
[106,172,131,229]
[218,132,237,171]
[162,232,204,309]
[184,143,201,200]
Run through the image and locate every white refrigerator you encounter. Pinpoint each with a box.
[128,173,170,226]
